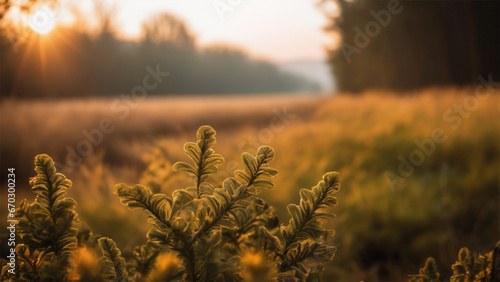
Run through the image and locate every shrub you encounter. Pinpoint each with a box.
[1,125,341,281]
[409,244,500,282]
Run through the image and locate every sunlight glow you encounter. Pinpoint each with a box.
[108,0,332,62]
[28,5,57,35]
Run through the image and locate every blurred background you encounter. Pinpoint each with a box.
[0,0,499,280]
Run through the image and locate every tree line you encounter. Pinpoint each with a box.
[1,13,319,98]
[323,0,499,92]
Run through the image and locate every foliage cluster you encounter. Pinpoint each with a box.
[1,126,340,281]
[409,244,500,282]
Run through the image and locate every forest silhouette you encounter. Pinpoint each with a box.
[325,0,500,92]
[1,12,319,98]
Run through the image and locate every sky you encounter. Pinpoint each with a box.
[5,0,338,90]
[102,0,334,63]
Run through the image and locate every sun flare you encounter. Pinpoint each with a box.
[28,5,57,35]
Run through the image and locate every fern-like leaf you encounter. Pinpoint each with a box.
[14,154,78,279]
[115,184,173,241]
[408,257,440,282]
[173,125,224,198]
[98,237,128,281]
[280,172,339,251]
[193,146,277,241]
[278,172,340,277]
[409,244,498,282]
[450,247,494,282]
[115,184,171,223]
[282,240,336,279]
[235,146,277,190]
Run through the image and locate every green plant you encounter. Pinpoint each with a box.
[0,155,126,281]
[115,125,341,281]
[1,154,79,281]
[1,125,341,281]
[409,244,500,282]
[408,257,440,282]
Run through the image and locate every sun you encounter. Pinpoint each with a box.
[28,5,57,35]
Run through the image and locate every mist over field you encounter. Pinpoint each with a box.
[0,0,499,281]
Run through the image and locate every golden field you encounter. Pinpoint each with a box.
[1,87,498,281]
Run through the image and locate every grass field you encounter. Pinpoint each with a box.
[1,87,498,280]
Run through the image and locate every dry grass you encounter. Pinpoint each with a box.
[0,94,323,181]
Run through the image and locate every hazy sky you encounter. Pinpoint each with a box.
[106,0,332,63]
